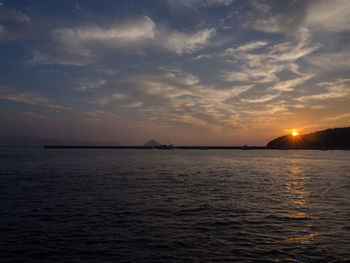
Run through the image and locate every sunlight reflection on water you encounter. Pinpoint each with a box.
[284,159,317,245]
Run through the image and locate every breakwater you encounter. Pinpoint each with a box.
[44,145,266,150]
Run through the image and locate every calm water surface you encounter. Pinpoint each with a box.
[1,148,350,262]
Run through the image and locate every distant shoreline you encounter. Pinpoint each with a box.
[44,145,266,150]
[42,145,349,150]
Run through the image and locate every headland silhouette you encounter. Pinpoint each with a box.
[266,127,350,150]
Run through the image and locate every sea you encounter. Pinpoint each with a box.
[1,148,350,262]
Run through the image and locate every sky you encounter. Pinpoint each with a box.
[0,0,350,145]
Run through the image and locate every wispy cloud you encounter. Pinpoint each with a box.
[30,16,216,65]
[234,41,267,51]
[222,28,316,82]
[295,79,350,102]
[21,111,47,119]
[220,28,316,104]
[88,67,318,134]
[0,85,71,111]
[162,28,216,55]
[165,0,233,10]
[84,109,113,119]
[244,0,350,34]
[269,75,312,92]
[91,70,241,130]
[75,78,106,91]
[323,112,350,121]
[31,16,155,65]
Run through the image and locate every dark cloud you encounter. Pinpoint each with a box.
[0,5,31,41]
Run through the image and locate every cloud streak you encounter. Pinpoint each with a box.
[295,79,350,102]
[165,0,233,10]
[162,28,216,55]
[0,85,71,111]
[31,16,216,65]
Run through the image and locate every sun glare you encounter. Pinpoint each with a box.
[292,130,298,136]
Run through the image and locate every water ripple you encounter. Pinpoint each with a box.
[1,148,350,262]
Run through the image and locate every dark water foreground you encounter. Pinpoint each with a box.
[1,148,350,262]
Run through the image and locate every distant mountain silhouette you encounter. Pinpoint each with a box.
[266,127,350,149]
[144,139,162,147]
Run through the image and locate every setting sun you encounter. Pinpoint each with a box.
[292,130,299,136]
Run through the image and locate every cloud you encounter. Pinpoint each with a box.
[94,93,127,106]
[244,15,282,33]
[92,70,241,130]
[30,16,215,65]
[230,85,253,96]
[22,111,47,119]
[0,5,31,41]
[0,85,71,111]
[84,109,113,119]
[162,28,216,55]
[295,79,350,102]
[305,0,350,32]
[219,28,317,107]
[323,112,350,121]
[30,16,155,65]
[96,71,201,106]
[0,85,49,104]
[244,0,350,34]
[305,51,350,72]
[221,28,316,89]
[192,53,213,60]
[125,101,144,108]
[89,68,315,133]
[165,0,233,10]
[234,41,268,52]
[54,16,155,44]
[243,0,307,34]
[75,78,106,91]
[269,75,312,92]
[222,72,254,82]
[240,93,280,103]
